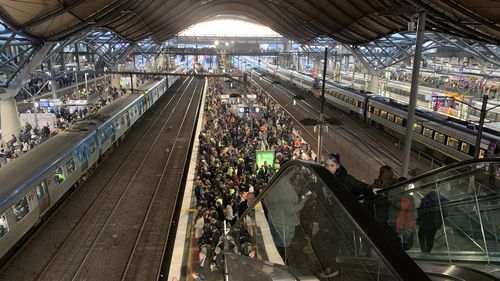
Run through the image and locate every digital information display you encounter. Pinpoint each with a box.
[256,150,275,169]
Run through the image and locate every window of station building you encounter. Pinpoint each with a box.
[461,142,470,154]
[12,196,30,222]
[395,116,404,126]
[380,110,388,119]
[422,127,434,138]
[66,158,76,174]
[387,113,395,122]
[373,108,381,115]
[434,132,446,143]
[0,213,8,238]
[446,137,460,149]
[413,123,422,133]
[53,167,65,185]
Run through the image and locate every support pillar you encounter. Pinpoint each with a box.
[0,96,21,142]
[401,11,426,178]
[368,75,380,94]
[110,64,121,90]
[1,43,54,142]
[51,79,57,100]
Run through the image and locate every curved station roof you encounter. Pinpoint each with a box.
[0,0,498,45]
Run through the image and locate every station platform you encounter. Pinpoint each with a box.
[1,74,499,281]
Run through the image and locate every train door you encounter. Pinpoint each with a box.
[109,125,116,143]
[78,146,88,171]
[143,93,149,110]
[126,112,131,127]
[35,181,50,215]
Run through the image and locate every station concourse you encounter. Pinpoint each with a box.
[0,1,498,280]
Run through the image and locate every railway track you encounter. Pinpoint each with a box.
[265,77,404,172]
[0,77,204,281]
[250,75,418,181]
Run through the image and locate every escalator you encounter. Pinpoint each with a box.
[222,160,429,280]
[221,159,500,280]
[362,158,500,280]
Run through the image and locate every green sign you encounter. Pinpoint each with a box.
[256,150,275,169]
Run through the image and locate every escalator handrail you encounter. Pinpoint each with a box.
[228,159,431,281]
[377,158,500,194]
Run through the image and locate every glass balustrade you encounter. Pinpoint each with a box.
[363,159,500,264]
[224,160,428,281]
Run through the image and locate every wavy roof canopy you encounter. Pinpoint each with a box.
[0,0,498,45]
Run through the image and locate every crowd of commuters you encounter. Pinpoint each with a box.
[190,77,452,280]
[15,74,104,101]
[390,71,499,97]
[0,82,123,168]
[191,78,315,279]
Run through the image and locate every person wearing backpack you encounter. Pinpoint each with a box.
[417,190,449,253]
[387,178,417,250]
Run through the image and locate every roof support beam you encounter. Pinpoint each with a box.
[2,42,54,96]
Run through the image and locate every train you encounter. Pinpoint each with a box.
[0,73,181,261]
[244,57,500,163]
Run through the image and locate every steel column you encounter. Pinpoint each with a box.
[401,11,426,177]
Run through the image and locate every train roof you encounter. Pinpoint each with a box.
[0,129,94,209]
[94,93,142,121]
[138,79,163,91]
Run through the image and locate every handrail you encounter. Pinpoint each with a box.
[227,159,431,281]
[379,158,500,193]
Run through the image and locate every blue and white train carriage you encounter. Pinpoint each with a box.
[0,73,181,261]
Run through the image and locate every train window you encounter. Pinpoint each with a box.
[395,116,404,126]
[368,105,373,113]
[422,127,434,138]
[387,113,395,122]
[374,108,380,115]
[380,110,388,119]
[0,213,8,238]
[120,117,125,126]
[115,121,120,130]
[66,158,76,174]
[434,132,446,143]
[12,196,30,222]
[53,167,65,185]
[359,102,364,109]
[479,149,485,159]
[413,123,422,133]
[461,142,470,154]
[89,141,96,153]
[446,137,460,149]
